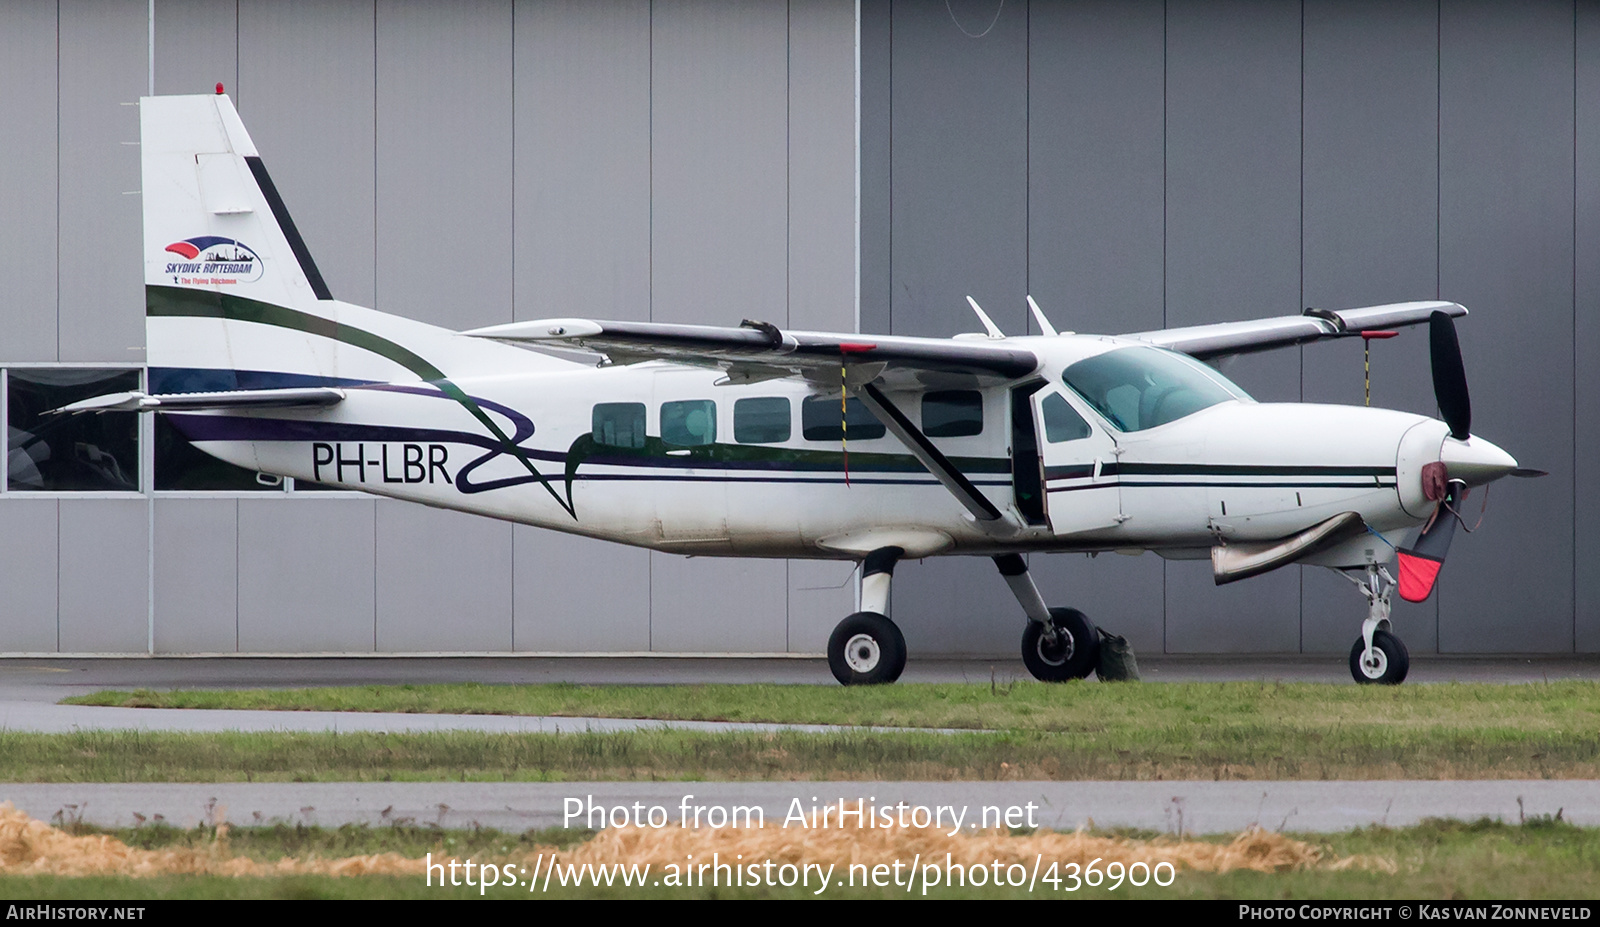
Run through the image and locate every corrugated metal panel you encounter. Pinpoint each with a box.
[376,501,513,651]
[1437,0,1574,653]
[651,0,788,326]
[0,4,59,362]
[376,0,513,330]
[237,498,376,651]
[154,498,239,653]
[515,0,651,323]
[57,0,144,362]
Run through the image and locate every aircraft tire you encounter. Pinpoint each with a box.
[1348,629,1409,685]
[828,612,907,685]
[1021,607,1100,682]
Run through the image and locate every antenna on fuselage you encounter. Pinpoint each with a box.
[1026,295,1059,337]
[965,296,1006,339]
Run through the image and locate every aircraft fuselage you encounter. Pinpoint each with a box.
[170,334,1498,571]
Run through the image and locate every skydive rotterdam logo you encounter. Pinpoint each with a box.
[163,236,263,284]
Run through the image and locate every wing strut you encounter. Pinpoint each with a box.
[854,383,1013,531]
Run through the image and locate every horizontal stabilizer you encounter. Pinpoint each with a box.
[50,387,346,415]
[1212,511,1369,585]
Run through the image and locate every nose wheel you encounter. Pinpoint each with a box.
[1341,563,1410,685]
[1349,628,1409,684]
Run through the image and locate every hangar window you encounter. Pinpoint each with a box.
[661,399,717,447]
[154,416,279,491]
[6,368,141,492]
[592,402,647,449]
[801,395,886,441]
[922,390,983,437]
[734,397,790,444]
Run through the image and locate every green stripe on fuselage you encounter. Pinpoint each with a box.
[563,432,1009,495]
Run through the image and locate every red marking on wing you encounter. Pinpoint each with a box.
[1397,550,1443,603]
[166,242,200,260]
[1360,330,1400,340]
[838,343,877,354]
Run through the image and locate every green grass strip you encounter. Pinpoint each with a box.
[64,680,1600,734]
[2,722,1596,781]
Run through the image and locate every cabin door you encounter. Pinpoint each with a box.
[1012,384,1122,536]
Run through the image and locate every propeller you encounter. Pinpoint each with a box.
[1398,313,1476,601]
[1429,310,1471,440]
[1395,311,1544,602]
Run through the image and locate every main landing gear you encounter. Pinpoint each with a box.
[1341,563,1410,684]
[996,554,1100,682]
[825,548,1100,686]
[827,547,908,685]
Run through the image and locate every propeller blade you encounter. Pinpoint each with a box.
[1510,467,1549,479]
[1430,310,1472,440]
[1397,484,1461,603]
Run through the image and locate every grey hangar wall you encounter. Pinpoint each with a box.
[0,0,1594,658]
[866,0,1599,657]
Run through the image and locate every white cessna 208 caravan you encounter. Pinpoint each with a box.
[66,91,1542,685]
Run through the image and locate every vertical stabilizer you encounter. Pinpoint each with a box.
[142,93,329,311]
[141,93,566,393]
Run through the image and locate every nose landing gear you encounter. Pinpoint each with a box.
[1341,563,1410,684]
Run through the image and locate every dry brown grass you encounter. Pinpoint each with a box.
[0,801,1392,879]
[0,802,417,878]
[568,820,1389,873]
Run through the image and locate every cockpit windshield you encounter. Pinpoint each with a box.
[1062,346,1252,432]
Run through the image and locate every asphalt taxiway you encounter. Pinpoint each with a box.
[4,780,1595,835]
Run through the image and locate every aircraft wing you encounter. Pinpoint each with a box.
[463,318,1040,388]
[1125,301,1467,361]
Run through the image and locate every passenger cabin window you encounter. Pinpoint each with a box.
[734,397,790,444]
[801,395,886,441]
[592,402,647,448]
[661,399,717,447]
[921,390,983,437]
[1041,393,1091,443]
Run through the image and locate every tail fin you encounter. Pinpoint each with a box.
[141,92,558,393]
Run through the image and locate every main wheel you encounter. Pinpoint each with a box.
[1021,607,1100,682]
[1349,629,1409,684]
[828,612,907,685]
